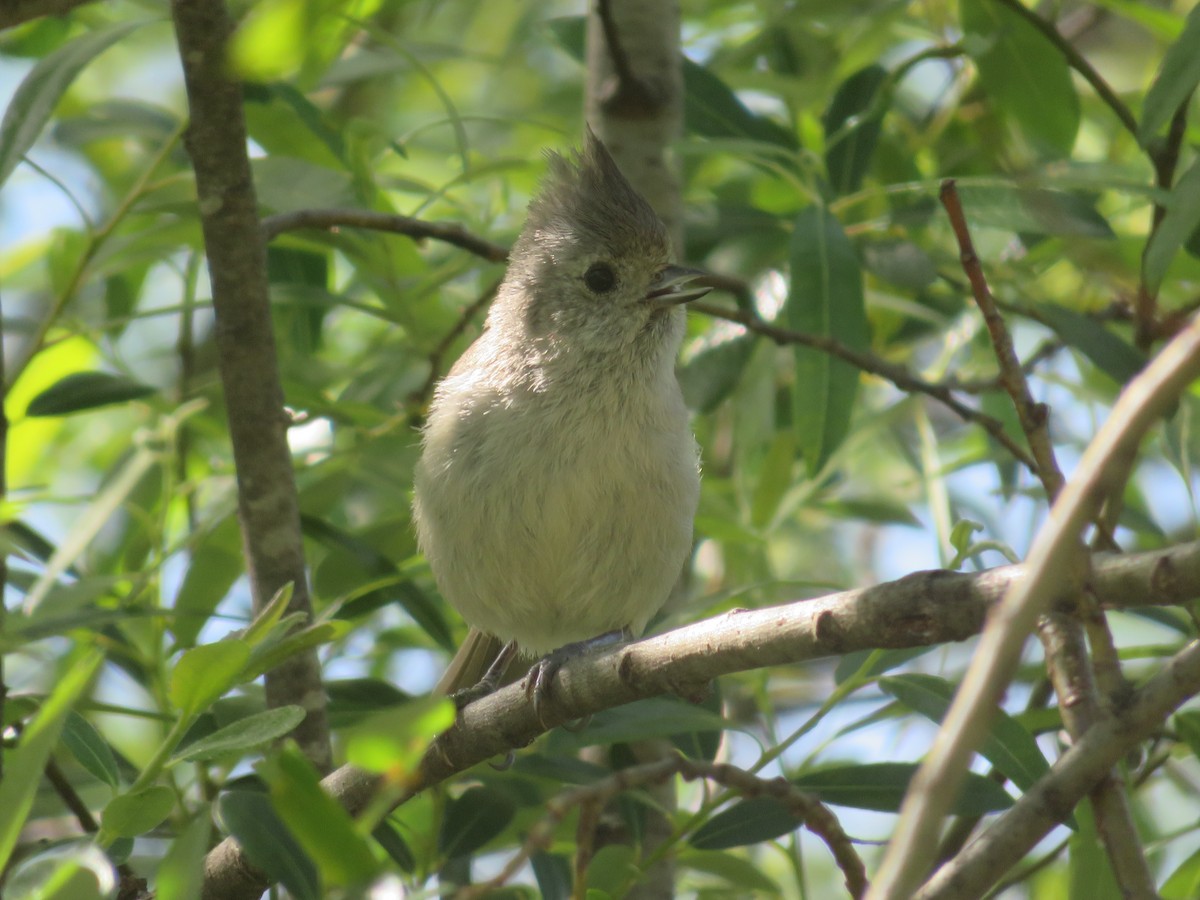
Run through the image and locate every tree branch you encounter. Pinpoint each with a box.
[917,637,1200,899]
[690,299,1039,472]
[200,539,1200,899]
[171,0,331,770]
[869,308,1200,899]
[260,208,509,262]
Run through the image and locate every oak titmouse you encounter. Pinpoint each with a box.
[414,129,706,705]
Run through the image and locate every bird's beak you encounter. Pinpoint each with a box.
[644,265,712,309]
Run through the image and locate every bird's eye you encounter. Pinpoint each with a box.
[583,262,618,294]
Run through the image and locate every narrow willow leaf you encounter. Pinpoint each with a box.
[261,746,379,887]
[169,640,251,717]
[960,0,1080,155]
[219,791,320,900]
[1144,157,1200,293]
[156,812,211,900]
[1037,304,1145,386]
[0,21,144,188]
[439,785,517,859]
[0,649,103,867]
[788,206,868,474]
[61,711,120,788]
[22,447,157,615]
[880,674,1050,791]
[792,762,1012,814]
[689,797,800,850]
[823,65,887,195]
[170,706,305,763]
[1139,4,1200,145]
[101,786,174,838]
[25,371,156,417]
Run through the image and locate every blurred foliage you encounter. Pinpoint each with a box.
[3,0,1200,897]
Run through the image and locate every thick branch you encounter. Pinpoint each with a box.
[201,540,1200,899]
[171,0,331,769]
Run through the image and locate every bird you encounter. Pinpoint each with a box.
[413,127,706,716]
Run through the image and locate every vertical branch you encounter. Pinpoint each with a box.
[170,0,331,770]
[938,179,1153,897]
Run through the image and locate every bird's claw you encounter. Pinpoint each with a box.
[523,628,630,728]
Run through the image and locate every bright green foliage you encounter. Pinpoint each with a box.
[3,0,1200,897]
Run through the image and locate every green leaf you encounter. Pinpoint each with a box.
[219,791,320,900]
[1144,157,1200,293]
[792,762,1013,814]
[680,849,783,894]
[1163,844,1200,900]
[173,521,244,648]
[169,640,251,717]
[326,677,411,729]
[678,333,755,413]
[61,711,120,789]
[101,786,175,837]
[956,185,1114,238]
[551,697,729,752]
[260,745,379,887]
[532,851,572,900]
[823,65,888,195]
[584,844,639,895]
[1068,799,1122,899]
[1139,4,1200,145]
[302,515,454,649]
[439,785,517,859]
[1174,710,1200,761]
[25,371,156,417]
[372,820,415,874]
[0,649,103,868]
[155,812,211,900]
[344,697,455,774]
[170,706,305,763]
[879,674,1050,791]
[960,0,1080,155]
[689,797,801,850]
[0,20,144,188]
[1037,304,1145,386]
[788,205,869,474]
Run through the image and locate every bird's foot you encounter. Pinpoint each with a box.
[525,628,631,727]
[450,640,519,710]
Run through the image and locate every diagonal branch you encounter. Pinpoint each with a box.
[869,307,1200,899]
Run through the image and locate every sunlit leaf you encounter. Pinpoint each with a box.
[169,640,251,717]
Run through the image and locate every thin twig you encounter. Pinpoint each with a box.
[691,299,1039,472]
[457,755,866,900]
[411,278,501,412]
[990,0,1138,139]
[870,303,1200,899]
[939,179,1062,498]
[939,177,1152,899]
[260,208,509,262]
